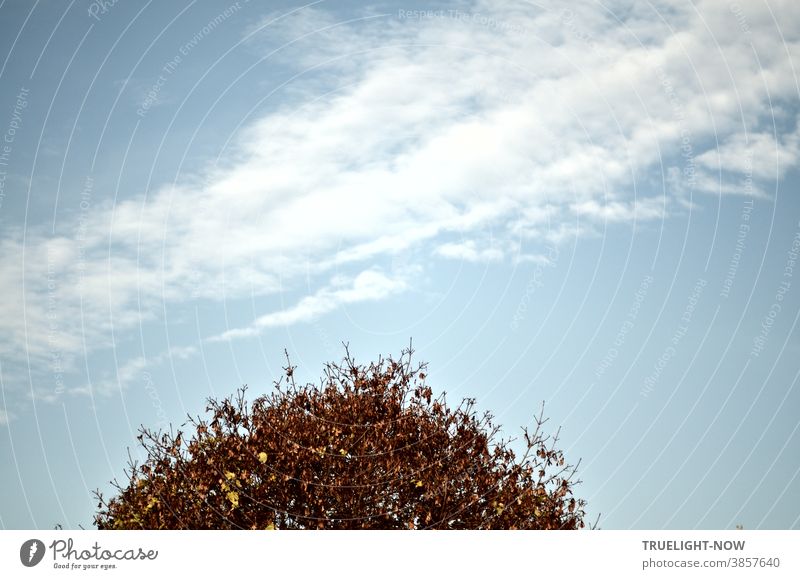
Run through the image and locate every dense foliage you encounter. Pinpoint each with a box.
[95,347,587,529]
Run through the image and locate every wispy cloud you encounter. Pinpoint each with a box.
[696,129,800,182]
[571,198,665,223]
[74,345,199,398]
[0,0,798,397]
[436,240,504,263]
[211,268,410,342]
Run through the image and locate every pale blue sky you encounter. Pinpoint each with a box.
[0,0,799,529]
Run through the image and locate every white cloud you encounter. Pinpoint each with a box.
[436,240,504,263]
[696,130,800,181]
[0,408,11,425]
[571,198,665,223]
[212,268,409,342]
[1,0,798,396]
[74,345,199,397]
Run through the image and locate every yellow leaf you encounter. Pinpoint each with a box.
[226,491,239,508]
[265,523,275,530]
[258,452,268,464]
[415,480,424,488]
[339,449,347,456]
[225,471,236,480]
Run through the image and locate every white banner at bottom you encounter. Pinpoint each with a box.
[1,530,797,578]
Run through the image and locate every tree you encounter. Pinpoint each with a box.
[94,346,587,529]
